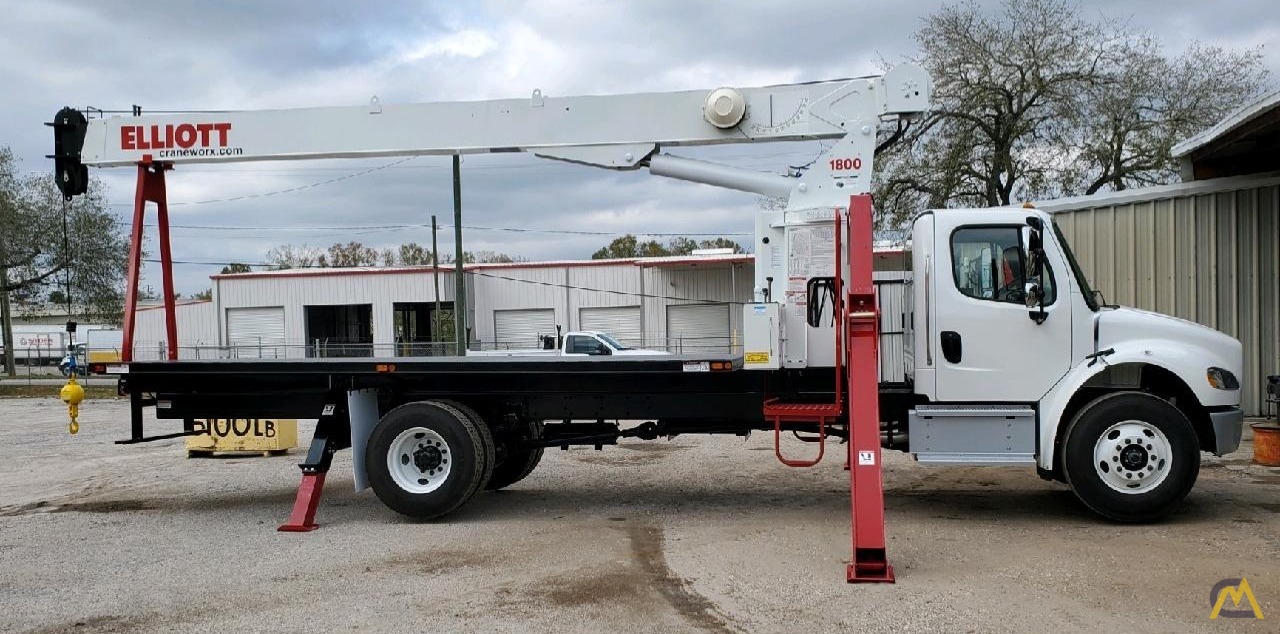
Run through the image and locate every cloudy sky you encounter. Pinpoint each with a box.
[2,0,1277,294]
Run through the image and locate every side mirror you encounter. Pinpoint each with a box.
[1024,281,1043,309]
[594,343,610,356]
[1025,216,1047,324]
[1025,216,1044,279]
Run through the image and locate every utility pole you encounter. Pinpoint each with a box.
[452,155,466,355]
[431,214,442,347]
[0,266,14,377]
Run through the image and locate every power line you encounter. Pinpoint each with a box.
[118,220,750,237]
[105,156,418,206]
[469,270,745,305]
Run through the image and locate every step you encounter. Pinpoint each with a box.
[912,404,1034,418]
[763,401,841,419]
[909,404,1035,465]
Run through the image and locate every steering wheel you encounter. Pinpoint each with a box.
[996,279,1025,303]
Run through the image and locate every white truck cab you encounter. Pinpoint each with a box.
[906,207,1244,520]
[562,331,670,356]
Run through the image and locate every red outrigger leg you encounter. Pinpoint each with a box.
[121,157,178,362]
[278,473,327,532]
[277,399,347,532]
[845,194,894,583]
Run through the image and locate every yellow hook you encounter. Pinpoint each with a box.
[60,379,85,435]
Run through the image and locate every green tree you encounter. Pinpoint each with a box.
[193,288,213,300]
[220,262,252,274]
[696,238,744,253]
[666,237,699,255]
[592,234,665,259]
[591,234,744,259]
[1,146,127,375]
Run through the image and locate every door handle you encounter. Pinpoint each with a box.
[941,331,962,364]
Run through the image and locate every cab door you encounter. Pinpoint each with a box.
[932,211,1072,402]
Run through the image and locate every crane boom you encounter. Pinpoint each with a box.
[73,65,928,168]
[55,64,930,213]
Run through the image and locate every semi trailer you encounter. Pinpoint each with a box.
[52,62,1243,582]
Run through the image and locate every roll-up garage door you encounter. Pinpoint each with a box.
[226,307,286,358]
[493,308,556,349]
[579,306,642,347]
[666,303,730,354]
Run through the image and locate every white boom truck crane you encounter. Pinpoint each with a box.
[51,62,1243,583]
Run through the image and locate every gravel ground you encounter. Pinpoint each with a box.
[1,398,1277,633]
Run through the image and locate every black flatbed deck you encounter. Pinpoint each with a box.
[120,354,824,425]
[126,353,743,375]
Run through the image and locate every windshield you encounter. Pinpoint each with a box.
[596,333,632,350]
[1052,220,1099,311]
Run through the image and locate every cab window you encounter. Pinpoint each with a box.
[950,226,1055,305]
[566,335,605,355]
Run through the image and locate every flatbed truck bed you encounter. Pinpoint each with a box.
[115,354,873,441]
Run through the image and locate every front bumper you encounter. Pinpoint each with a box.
[1209,407,1244,456]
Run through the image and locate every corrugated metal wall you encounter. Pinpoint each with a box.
[1046,179,1280,415]
[874,272,910,383]
[216,269,455,357]
[133,301,219,359]
[642,263,753,351]
[172,258,912,368]
[470,261,752,350]
[470,266,570,345]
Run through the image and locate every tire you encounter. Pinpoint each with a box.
[365,401,495,520]
[434,400,495,492]
[1062,391,1200,522]
[486,419,545,491]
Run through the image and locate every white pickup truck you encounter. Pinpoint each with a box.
[468,331,671,357]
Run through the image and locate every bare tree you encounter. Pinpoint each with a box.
[398,242,432,265]
[1069,41,1268,194]
[322,242,380,267]
[265,244,324,269]
[875,0,1268,225]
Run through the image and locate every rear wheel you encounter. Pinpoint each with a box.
[366,401,494,519]
[487,419,545,490]
[1062,392,1200,522]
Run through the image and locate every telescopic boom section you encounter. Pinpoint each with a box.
[75,65,930,166]
[63,64,929,212]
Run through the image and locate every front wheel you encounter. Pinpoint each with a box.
[1062,392,1200,522]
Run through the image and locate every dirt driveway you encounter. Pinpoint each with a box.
[1,398,1276,633]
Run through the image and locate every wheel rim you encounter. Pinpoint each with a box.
[387,427,452,494]
[1092,420,1172,494]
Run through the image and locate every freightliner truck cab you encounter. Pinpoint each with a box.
[747,204,1244,521]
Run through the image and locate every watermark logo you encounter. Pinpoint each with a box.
[1209,577,1264,620]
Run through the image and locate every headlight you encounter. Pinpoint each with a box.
[1206,367,1239,390]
